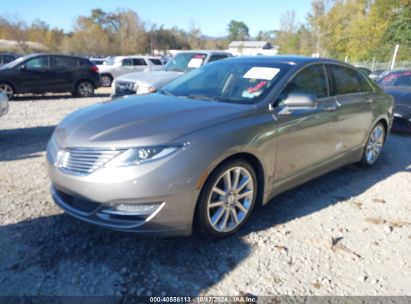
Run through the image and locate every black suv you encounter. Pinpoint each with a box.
[0,53,101,99]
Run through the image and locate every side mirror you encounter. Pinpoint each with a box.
[19,65,26,71]
[283,93,317,108]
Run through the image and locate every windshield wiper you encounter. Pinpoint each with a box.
[186,95,225,102]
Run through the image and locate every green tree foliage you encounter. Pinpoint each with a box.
[227,20,250,41]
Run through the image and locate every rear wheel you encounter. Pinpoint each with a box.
[360,122,386,167]
[0,83,14,100]
[75,81,94,97]
[196,160,257,238]
[101,74,113,87]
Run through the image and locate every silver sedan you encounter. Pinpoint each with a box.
[47,56,394,237]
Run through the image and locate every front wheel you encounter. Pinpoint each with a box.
[75,81,95,98]
[0,83,14,100]
[360,122,386,167]
[196,160,257,238]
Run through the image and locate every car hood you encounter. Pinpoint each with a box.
[54,93,255,149]
[116,71,183,87]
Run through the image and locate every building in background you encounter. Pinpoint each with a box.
[228,41,279,56]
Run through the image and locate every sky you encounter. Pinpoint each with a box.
[1,0,312,37]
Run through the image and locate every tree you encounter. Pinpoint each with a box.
[227,20,250,41]
[276,10,300,54]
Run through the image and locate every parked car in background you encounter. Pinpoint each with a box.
[89,57,108,66]
[0,91,8,118]
[98,55,164,87]
[112,50,232,97]
[47,56,393,237]
[356,67,371,76]
[0,53,100,99]
[377,70,411,132]
[0,52,20,67]
[369,69,386,81]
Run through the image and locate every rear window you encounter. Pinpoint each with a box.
[149,58,163,66]
[78,58,92,66]
[52,56,77,69]
[379,71,411,87]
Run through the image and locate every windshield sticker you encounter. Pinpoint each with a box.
[242,90,262,99]
[243,67,280,80]
[247,80,268,93]
[187,58,204,68]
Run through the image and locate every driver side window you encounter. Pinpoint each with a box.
[280,64,328,105]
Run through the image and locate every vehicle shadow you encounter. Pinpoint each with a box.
[0,126,55,161]
[0,135,410,296]
[11,92,110,101]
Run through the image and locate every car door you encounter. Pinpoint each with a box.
[326,64,375,151]
[17,55,51,93]
[273,64,340,186]
[49,56,78,91]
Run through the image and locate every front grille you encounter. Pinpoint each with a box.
[60,149,122,175]
[115,81,137,95]
[56,189,101,213]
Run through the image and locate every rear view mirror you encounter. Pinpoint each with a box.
[283,93,317,108]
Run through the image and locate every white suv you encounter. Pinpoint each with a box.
[98,56,164,87]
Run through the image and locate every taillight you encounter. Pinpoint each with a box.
[91,66,99,73]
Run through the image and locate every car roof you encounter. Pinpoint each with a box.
[114,55,161,60]
[220,55,342,66]
[174,50,232,55]
[17,53,88,60]
[383,69,411,74]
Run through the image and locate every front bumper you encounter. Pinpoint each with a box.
[392,113,411,133]
[48,150,202,236]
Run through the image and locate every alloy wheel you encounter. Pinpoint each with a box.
[0,83,13,99]
[101,75,112,87]
[206,166,254,233]
[78,82,94,97]
[365,124,385,165]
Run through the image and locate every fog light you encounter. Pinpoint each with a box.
[102,202,164,216]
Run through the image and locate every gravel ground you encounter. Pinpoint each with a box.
[0,90,410,296]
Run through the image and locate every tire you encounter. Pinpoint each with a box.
[196,159,258,238]
[101,74,113,87]
[0,82,14,100]
[359,122,386,167]
[75,81,95,98]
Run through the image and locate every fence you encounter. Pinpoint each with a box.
[352,61,411,71]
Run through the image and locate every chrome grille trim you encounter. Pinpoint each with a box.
[60,149,123,176]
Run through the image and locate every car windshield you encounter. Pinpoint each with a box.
[164,53,207,72]
[0,56,25,70]
[160,60,292,104]
[104,57,115,65]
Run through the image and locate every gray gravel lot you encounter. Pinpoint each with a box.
[0,90,410,296]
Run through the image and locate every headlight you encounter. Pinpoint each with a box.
[136,86,156,95]
[104,146,180,167]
